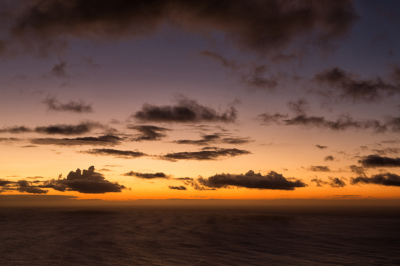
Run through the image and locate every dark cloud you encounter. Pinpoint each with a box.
[168,185,187,190]
[314,67,400,103]
[159,148,251,162]
[310,177,346,188]
[50,61,67,77]
[42,166,127,193]
[358,155,400,168]
[84,149,146,159]
[316,145,328,149]
[174,133,251,146]
[351,173,400,187]
[324,155,335,161]
[133,96,237,123]
[308,166,331,172]
[44,95,93,113]
[198,170,306,190]
[287,99,309,115]
[371,148,400,156]
[30,135,122,146]
[3,0,357,57]
[0,179,48,194]
[258,112,388,133]
[123,172,169,179]
[349,165,366,177]
[0,126,32,134]
[127,125,170,141]
[34,122,107,135]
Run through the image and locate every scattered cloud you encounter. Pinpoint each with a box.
[311,177,346,188]
[133,95,237,123]
[313,67,400,103]
[359,155,400,168]
[84,149,146,159]
[158,147,251,162]
[324,155,335,161]
[307,166,331,172]
[316,145,328,149]
[168,185,187,190]
[173,133,251,146]
[0,126,32,134]
[44,95,93,113]
[30,135,122,146]
[351,173,400,187]
[50,61,67,77]
[198,170,306,190]
[34,122,106,135]
[127,125,170,141]
[123,172,170,179]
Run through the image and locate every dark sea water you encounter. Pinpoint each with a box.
[1,205,399,266]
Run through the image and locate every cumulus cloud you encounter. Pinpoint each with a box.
[314,67,400,103]
[84,149,146,159]
[123,172,170,179]
[41,166,127,193]
[173,133,251,146]
[30,135,122,146]
[2,0,357,57]
[310,177,346,188]
[168,185,187,190]
[44,95,93,113]
[358,155,400,168]
[197,170,306,190]
[158,147,251,162]
[351,173,400,187]
[133,96,237,123]
[127,125,170,141]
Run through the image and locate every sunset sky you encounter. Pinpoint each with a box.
[1,0,400,204]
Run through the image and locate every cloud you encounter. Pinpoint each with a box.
[324,155,335,161]
[41,166,127,193]
[314,67,400,103]
[0,126,32,134]
[316,145,328,149]
[159,147,251,162]
[44,95,93,113]
[30,135,122,146]
[3,0,357,57]
[0,137,21,143]
[123,172,170,179]
[310,177,346,188]
[84,149,146,159]
[371,148,400,156]
[258,112,390,133]
[127,125,170,141]
[133,96,237,123]
[168,186,187,190]
[0,179,48,194]
[197,170,306,190]
[308,166,331,172]
[349,165,366,177]
[358,155,400,168]
[173,133,251,146]
[34,122,108,135]
[287,99,309,115]
[351,173,400,187]
[50,61,67,77]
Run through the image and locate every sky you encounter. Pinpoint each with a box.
[1,0,400,205]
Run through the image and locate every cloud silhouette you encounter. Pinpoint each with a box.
[324,155,335,161]
[30,135,122,146]
[44,96,93,113]
[159,147,251,161]
[123,172,170,179]
[310,177,346,188]
[174,133,251,146]
[127,125,170,141]
[308,166,331,172]
[84,149,146,159]
[168,185,187,190]
[133,96,237,123]
[351,173,400,187]
[358,155,400,168]
[197,170,306,190]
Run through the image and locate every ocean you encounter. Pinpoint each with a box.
[1,205,399,265]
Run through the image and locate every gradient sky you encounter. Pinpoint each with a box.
[1,0,400,204]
